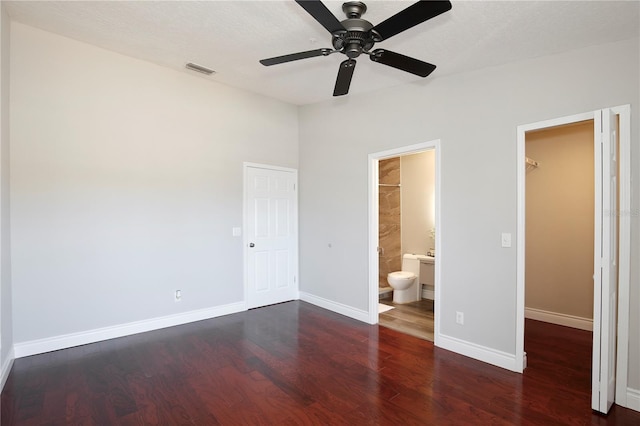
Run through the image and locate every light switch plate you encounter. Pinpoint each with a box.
[232,227,241,237]
[501,232,512,248]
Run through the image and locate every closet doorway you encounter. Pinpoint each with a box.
[516,106,631,414]
[524,120,595,333]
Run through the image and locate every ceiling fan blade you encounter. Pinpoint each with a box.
[295,0,346,34]
[371,0,452,41]
[333,59,356,96]
[260,48,332,66]
[369,49,436,77]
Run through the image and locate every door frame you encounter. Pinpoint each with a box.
[242,162,299,310]
[515,105,631,406]
[367,140,442,330]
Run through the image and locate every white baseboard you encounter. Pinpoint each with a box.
[1,347,15,391]
[525,307,593,331]
[421,288,435,300]
[14,302,246,358]
[436,332,520,372]
[299,292,370,323]
[627,387,640,412]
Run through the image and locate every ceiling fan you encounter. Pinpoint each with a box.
[260,0,452,96]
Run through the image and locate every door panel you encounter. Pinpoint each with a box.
[592,109,618,413]
[246,166,297,309]
[275,249,289,289]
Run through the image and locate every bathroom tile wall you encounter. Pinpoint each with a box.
[379,158,401,287]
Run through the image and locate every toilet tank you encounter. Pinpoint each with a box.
[401,254,422,276]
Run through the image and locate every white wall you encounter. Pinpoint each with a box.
[401,151,435,255]
[299,37,639,389]
[0,1,13,389]
[10,24,298,345]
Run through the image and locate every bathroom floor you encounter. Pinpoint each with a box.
[378,297,434,342]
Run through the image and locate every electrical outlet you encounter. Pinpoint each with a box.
[456,311,464,325]
[175,289,182,302]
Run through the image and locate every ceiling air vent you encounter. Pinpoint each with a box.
[185,62,215,75]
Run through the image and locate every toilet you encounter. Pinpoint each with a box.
[387,254,423,304]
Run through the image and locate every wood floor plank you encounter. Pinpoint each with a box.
[379,298,435,341]
[2,301,639,425]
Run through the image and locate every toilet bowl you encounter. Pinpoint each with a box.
[387,254,424,304]
[387,271,417,303]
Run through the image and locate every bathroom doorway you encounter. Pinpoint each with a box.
[367,140,441,343]
[377,152,435,341]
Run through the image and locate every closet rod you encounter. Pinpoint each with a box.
[379,183,401,187]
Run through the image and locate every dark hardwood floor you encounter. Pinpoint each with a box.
[2,301,639,425]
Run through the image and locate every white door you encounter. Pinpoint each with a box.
[592,109,618,413]
[245,165,298,309]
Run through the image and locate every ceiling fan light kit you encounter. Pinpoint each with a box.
[260,0,452,97]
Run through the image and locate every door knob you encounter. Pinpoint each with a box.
[249,243,255,247]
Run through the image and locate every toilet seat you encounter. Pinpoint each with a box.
[388,271,416,280]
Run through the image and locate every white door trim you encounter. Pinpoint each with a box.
[367,140,441,328]
[515,106,631,407]
[243,162,299,310]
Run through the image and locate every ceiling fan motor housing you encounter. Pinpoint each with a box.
[331,2,379,59]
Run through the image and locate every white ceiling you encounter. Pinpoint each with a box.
[5,1,639,105]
